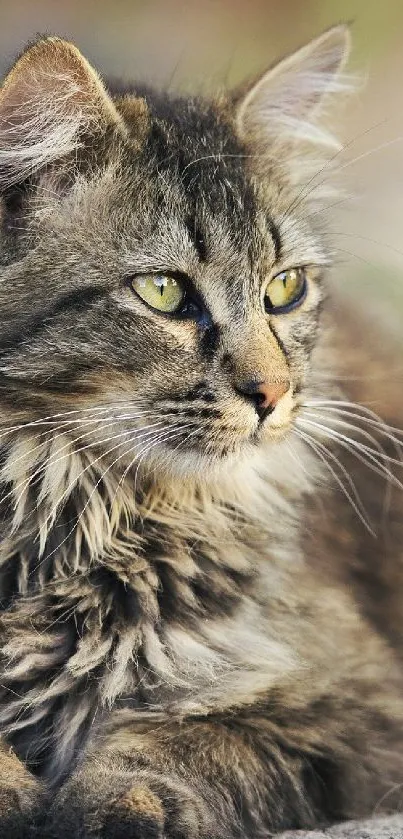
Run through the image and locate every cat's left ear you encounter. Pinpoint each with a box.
[0,36,127,188]
[234,25,351,152]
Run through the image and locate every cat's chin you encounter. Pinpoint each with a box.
[135,425,293,484]
[252,422,293,446]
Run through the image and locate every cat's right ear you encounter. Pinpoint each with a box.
[233,26,351,166]
[0,37,127,188]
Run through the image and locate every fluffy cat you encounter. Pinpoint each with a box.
[0,25,403,839]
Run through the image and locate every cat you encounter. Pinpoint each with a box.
[0,24,403,839]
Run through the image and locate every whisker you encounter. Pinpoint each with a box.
[284,134,403,218]
[33,422,193,573]
[331,246,377,267]
[294,426,374,535]
[303,401,403,475]
[332,230,403,261]
[302,409,397,456]
[123,422,196,507]
[0,402,156,440]
[305,400,403,440]
[299,416,396,517]
[36,420,169,544]
[6,415,166,518]
[307,194,360,220]
[302,409,403,460]
[1,411,156,493]
[297,417,402,491]
[281,117,390,218]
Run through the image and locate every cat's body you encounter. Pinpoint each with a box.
[0,28,403,839]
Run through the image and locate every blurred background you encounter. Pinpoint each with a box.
[1,0,403,343]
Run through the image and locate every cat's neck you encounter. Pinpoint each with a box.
[0,427,320,774]
[0,427,318,583]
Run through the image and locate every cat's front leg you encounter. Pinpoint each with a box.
[43,714,314,839]
[44,757,218,839]
[0,738,44,838]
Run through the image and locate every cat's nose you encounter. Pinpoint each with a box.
[235,379,290,421]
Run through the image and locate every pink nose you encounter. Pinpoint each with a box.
[236,379,290,419]
[256,381,290,411]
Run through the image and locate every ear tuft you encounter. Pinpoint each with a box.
[235,25,352,153]
[0,37,126,188]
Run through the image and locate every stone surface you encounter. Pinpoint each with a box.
[279,816,403,839]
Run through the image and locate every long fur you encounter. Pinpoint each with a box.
[0,27,403,839]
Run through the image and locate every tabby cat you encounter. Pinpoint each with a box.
[0,25,403,839]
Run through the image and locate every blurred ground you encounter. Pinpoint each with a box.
[280,814,403,838]
[1,0,403,343]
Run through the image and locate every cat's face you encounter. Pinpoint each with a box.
[0,30,349,478]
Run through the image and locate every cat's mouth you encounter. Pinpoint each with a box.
[121,393,297,477]
[159,414,292,456]
[251,419,292,445]
[249,391,296,445]
[129,412,296,481]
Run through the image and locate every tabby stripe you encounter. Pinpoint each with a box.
[0,287,108,356]
[268,218,282,263]
[269,320,290,361]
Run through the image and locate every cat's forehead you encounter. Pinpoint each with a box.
[118,92,257,223]
[120,88,243,164]
[111,90,281,272]
[35,89,320,283]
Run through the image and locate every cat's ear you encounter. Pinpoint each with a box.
[235,25,351,154]
[0,36,126,188]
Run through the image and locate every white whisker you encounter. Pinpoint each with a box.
[304,400,403,446]
[33,421,194,573]
[36,420,170,546]
[294,426,374,535]
[7,415,166,520]
[301,411,398,461]
[298,416,402,492]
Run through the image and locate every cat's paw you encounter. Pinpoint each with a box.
[0,743,44,838]
[100,784,165,838]
[44,766,215,839]
[99,780,213,839]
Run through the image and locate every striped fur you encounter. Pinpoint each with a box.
[0,26,403,839]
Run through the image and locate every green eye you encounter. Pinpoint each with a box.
[130,274,186,313]
[264,267,307,314]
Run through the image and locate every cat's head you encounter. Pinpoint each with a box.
[0,29,350,480]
